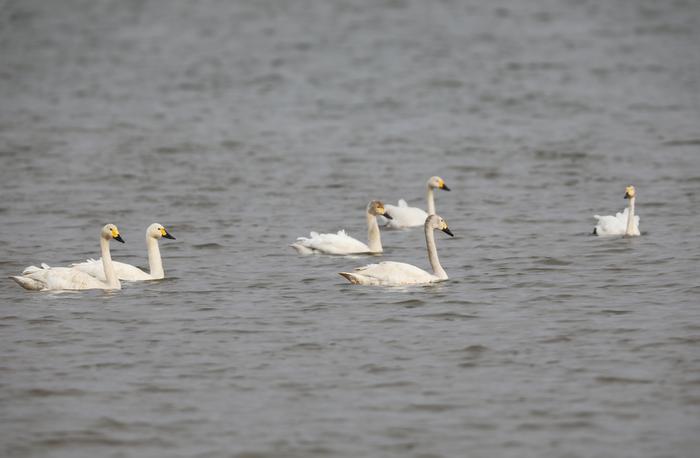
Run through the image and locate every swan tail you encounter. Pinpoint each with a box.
[22,265,43,275]
[593,215,601,220]
[10,275,44,291]
[290,243,314,255]
[338,272,361,284]
[398,199,409,207]
[41,263,51,269]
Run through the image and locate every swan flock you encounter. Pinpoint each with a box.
[11,179,642,291]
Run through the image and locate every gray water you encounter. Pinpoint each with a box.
[1,0,700,457]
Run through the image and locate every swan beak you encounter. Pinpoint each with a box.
[114,234,125,243]
[442,184,451,191]
[442,227,454,237]
[383,212,393,220]
[624,192,630,199]
[163,231,176,240]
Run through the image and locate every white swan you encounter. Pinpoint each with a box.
[11,224,125,291]
[339,214,454,286]
[593,185,641,236]
[291,201,393,255]
[382,176,450,229]
[72,223,175,281]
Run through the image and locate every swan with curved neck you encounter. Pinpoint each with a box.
[593,185,640,236]
[291,201,393,255]
[72,223,176,281]
[339,214,454,286]
[383,176,450,229]
[11,224,125,291]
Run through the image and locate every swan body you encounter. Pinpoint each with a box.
[383,176,450,229]
[339,261,441,286]
[291,201,392,255]
[383,199,429,228]
[11,224,125,291]
[593,185,641,236]
[339,214,454,286]
[72,223,175,281]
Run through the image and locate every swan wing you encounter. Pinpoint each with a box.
[71,258,104,278]
[340,261,437,286]
[14,265,112,291]
[593,207,640,236]
[293,230,371,255]
[72,258,152,281]
[383,203,429,228]
[593,213,625,235]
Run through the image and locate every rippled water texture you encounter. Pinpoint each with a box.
[1,0,699,457]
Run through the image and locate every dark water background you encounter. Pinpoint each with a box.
[1,0,699,456]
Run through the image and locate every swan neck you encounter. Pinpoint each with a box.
[147,235,164,279]
[425,222,447,279]
[426,186,436,215]
[100,237,120,289]
[625,196,636,236]
[366,212,382,253]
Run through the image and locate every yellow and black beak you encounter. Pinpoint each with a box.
[441,183,451,191]
[442,227,454,237]
[624,191,632,199]
[114,234,125,243]
[383,211,393,220]
[163,231,176,240]
[161,227,176,240]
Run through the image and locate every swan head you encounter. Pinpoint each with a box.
[428,176,450,191]
[147,223,176,240]
[367,200,392,219]
[426,214,454,237]
[102,224,125,243]
[624,185,636,199]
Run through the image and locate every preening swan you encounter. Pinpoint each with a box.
[72,223,175,281]
[291,201,393,255]
[593,185,641,236]
[11,224,125,291]
[383,176,450,229]
[339,214,454,286]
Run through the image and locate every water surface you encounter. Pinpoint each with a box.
[1,1,699,457]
